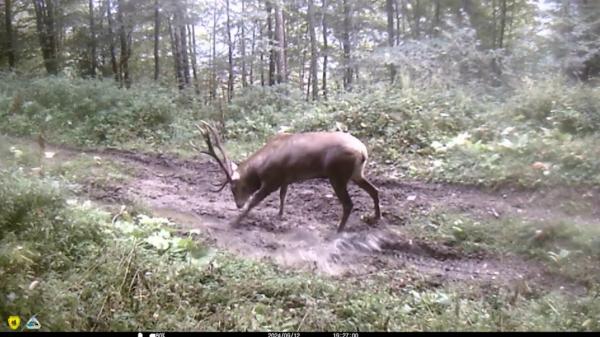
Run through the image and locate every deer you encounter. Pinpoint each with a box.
[192,121,381,233]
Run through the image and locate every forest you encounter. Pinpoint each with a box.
[1,0,600,332]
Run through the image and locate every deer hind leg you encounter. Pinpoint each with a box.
[279,184,288,218]
[329,176,353,233]
[353,177,381,221]
[231,184,278,228]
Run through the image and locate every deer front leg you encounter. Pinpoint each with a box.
[279,184,288,218]
[231,184,278,227]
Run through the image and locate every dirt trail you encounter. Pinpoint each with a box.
[49,145,598,292]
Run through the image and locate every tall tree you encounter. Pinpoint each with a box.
[498,0,507,48]
[274,2,286,83]
[321,0,328,98]
[210,4,217,100]
[32,0,59,75]
[4,0,16,69]
[106,0,119,82]
[250,19,257,85]
[179,9,190,87]
[241,0,248,88]
[88,0,97,77]
[226,0,234,101]
[168,16,183,89]
[188,24,199,93]
[153,0,160,81]
[116,0,130,88]
[386,0,396,83]
[307,0,318,100]
[342,0,352,90]
[266,1,275,85]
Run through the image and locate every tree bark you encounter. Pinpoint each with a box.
[274,3,286,83]
[89,0,97,77]
[307,0,318,100]
[116,0,130,88]
[395,0,401,44]
[241,0,247,88]
[5,0,16,70]
[188,24,199,94]
[342,0,352,91]
[179,12,190,87]
[226,0,234,101]
[106,0,118,82]
[386,0,396,84]
[211,5,217,100]
[413,0,421,38]
[259,20,264,86]
[498,0,507,48]
[432,0,440,36]
[266,1,275,85]
[32,0,59,75]
[153,0,160,81]
[168,17,183,90]
[250,19,257,85]
[321,0,328,99]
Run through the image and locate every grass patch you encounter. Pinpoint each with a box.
[409,211,600,286]
[0,168,599,331]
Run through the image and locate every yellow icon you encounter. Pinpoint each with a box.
[8,315,21,330]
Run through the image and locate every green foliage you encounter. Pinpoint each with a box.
[410,210,600,286]
[1,168,599,331]
[0,74,200,147]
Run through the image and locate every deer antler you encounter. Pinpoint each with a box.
[193,121,234,192]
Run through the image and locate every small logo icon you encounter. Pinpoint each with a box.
[8,315,21,330]
[138,333,143,337]
[25,315,41,330]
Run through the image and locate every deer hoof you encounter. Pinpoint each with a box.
[361,215,379,225]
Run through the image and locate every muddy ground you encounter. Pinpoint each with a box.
[49,145,599,294]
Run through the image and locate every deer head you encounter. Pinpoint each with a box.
[193,121,253,209]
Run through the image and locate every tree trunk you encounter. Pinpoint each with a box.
[5,0,16,70]
[386,0,396,84]
[395,0,401,44]
[266,1,275,85]
[498,0,507,48]
[168,17,183,90]
[241,0,247,88]
[300,48,306,91]
[275,4,285,83]
[188,24,199,94]
[32,0,59,75]
[89,0,97,77]
[282,10,288,82]
[432,0,440,36]
[226,0,234,102]
[492,0,497,48]
[321,0,328,99]
[211,5,217,100]
[116,0,130,88]
[250,20,257,85]
[401,0,407,36]
[153,0,160,81]
[307,0,318,100]
[274,3,286,83]
[259,20,265,86]
[413,0,421,38]
[342,0,352,91]
[106,0,118,82]
[179,14,190,87]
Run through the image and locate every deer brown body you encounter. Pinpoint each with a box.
[195,122,381,232]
